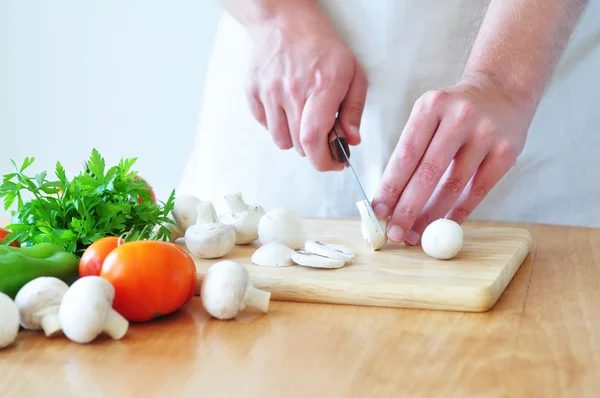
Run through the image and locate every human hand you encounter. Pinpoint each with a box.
[244,2,367,171]
[371,73,535,245]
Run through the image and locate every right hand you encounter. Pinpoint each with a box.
[244,2,367,171]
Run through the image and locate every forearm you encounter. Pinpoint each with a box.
[464,0,589,108]
[219,0,318,29]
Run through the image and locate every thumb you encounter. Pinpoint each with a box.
[338,61,367,146]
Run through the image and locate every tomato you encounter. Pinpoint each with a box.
[100,240,197,322]
[79,236,121,277]
[0,227,19,247]
[133,175,156,204]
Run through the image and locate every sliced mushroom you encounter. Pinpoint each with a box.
[304,240,355,261]
[356,200,388,251]
[251,243,295,267]
[291,249,346,269]
[14,276,69,337]
[219,192,266,244]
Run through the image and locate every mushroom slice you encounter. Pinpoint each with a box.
[0,292,19,349]
[14,276,69,337]
[304,240,355,261]
[251,243,294,267]
[291,250,346,269]
[58,276,129,344]
[356,200,388,251]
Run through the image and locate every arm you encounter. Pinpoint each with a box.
[372,0,589,245]
[463,0,590,110]
[219,0,367,171]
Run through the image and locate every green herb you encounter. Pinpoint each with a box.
[0,148,176,256]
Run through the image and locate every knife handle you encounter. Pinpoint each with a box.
[328,119,350,163]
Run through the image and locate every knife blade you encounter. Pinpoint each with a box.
[328,120,385,236]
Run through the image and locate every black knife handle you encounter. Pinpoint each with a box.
[328,119,350,163]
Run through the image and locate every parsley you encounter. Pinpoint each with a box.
[0,148,176,256]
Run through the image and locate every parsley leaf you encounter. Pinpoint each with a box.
[0,149,176,256]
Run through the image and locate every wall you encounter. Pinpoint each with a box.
[0,0,223,218]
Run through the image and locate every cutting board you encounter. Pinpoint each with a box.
[183,218,532,312]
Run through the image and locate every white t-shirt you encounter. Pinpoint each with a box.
[179,0,600,228]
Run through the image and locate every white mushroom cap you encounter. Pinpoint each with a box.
[201,260,271,320]
[185,201,236,258]
[171,193,202,238]
[0,292,19,349]
[421,218,464,260]
[14,276,69,337]
[251,243,294,267]
[58,276,129,344]
[257,207,306,250]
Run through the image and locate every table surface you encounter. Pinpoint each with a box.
[1,217,600,398]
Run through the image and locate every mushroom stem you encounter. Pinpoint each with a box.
[103,309,129,340]
[224,192,247,214]
[195,202,219,224]
[244,285,271,313]
[40,312,62,337]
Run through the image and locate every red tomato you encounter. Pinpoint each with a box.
[100,240,197,322]
[133,175,156,204]
[0,227,19,247]
[79,236,121,277]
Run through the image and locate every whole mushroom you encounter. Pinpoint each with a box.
[219,192,265,244]
[14,276,69,337]
[185,201,236,258]
[257,207,306,250]
[169,193,202,240]
[0,292,19,349]
[58,276,129,344]
[421,218,464,260]
[200,260,271,320]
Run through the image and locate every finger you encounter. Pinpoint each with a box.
[264,103,293,150]
[281,95,307,157]
[338,63,368,146]
[371,91,445,220]
[406,138,490,244]
[385,116,465,244]
[445,142,518,224]
[300,92,345,172]
[245,84,267,129]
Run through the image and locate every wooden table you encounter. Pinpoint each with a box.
[1,217,599,397]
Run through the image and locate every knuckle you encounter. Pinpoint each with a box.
[285,78,302,99]
[470,185,488,199]
[381,180,402,197]
[417,162,440,187]
[396,206,419,219]
[394,142,420,166]
[265,80,283,98]
[299,129,319,149]
[452,206,471,219]
[452,100,476,125]
[313,71,334,92]
[344,102,365,118]
[494,140,519,163]
[439,178,464,197]
[417,90,447,112]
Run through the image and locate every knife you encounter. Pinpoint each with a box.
[328,119,385,236]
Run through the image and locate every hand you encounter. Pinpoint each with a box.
[371,73,534,245]
[244,2,367,171]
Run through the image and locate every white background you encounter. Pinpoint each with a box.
[1,1,223,217]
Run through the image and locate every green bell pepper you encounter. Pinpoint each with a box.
[0,242,80,298]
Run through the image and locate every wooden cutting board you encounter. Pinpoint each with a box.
[183,218,532,312]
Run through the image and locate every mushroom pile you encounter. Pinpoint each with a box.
[0,275,129,349]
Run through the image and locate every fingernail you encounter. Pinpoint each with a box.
[387,225,404,242]
[406,230,421,245]
[374,203,389,218]
[349,125,360,142]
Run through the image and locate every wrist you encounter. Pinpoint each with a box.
[239,0,321,37]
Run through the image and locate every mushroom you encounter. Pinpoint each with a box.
[219,192,265,244]
[14,276,69,337]
[58,276,129,344]
[185,201,236,258]
[170,193,202,240]
[421,218,463,260]
[304,240,355,261]
[356,200,388,251]
[291,250,346,269]
[251,242,295,267]
[257,207,306,250]
[200,260,271,320]
[0,292,19,349]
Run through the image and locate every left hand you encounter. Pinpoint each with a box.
[371,73,535,245]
